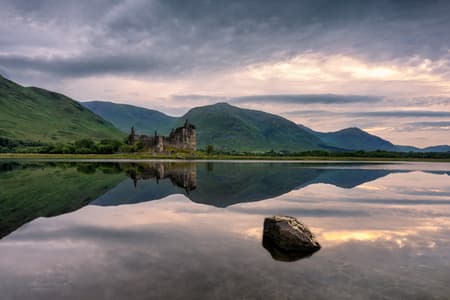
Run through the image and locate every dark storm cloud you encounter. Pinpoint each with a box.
[231,94,382,105]
[0,53,165,77]
[1,0,450,78]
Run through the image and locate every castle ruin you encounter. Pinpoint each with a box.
[128,120,196,153]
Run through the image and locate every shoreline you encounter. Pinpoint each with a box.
[1,153,450,162]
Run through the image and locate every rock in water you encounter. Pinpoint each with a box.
[262,216,321,262]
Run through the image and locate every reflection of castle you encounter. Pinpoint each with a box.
[128,120,196,153]
[127,162,197,193]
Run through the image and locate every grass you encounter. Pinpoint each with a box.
[0,75,124,143]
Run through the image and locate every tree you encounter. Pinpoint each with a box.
[206,144,214,155]
[127,126,136,145]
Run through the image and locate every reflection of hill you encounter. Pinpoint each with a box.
[0,161,414,239]
[0,162,126,239]
[189,163,407,207]
[93,162,196,206]
[94,162,407,208]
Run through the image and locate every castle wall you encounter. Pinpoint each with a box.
[134,121,196,153]
[164,125,196,151]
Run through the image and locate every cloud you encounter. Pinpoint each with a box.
[1,0,450,80]
[231,94,382,105]
[0,53,165,77]
[352,111,450,118]
[0,0,450,147]
[229,206,369,217]
[171,94,228,102]
[282,110,450,118]
[407,121,450,127]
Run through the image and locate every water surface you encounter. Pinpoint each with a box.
[1,160,449,299]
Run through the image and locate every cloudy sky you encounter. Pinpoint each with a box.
[1,0,449,147]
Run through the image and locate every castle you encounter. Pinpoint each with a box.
[128,120,196,153]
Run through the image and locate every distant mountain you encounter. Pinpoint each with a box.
[394,144,450,153]
[299,125,396,151]
[82,101,177,135]
[393,145,420,152]
[178,102,324,151]
[0,75,124,143]
[83,101,324,151]
[81,99,449,152]
[420,145,450,152]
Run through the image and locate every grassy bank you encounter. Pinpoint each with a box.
[1,152,450,162]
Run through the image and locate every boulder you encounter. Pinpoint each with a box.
[262,216,321,261]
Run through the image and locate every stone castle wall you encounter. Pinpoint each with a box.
[132,120,196,153]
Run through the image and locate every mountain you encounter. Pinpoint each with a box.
[393,145,420,152]
[299,126,396,151]
[82,101,177,135]
[84,101,324,151]
[394,144,450,153]
[420,145,450,152]
[82,100,449,152]
[0,75,124,143]
[178,102,324,151]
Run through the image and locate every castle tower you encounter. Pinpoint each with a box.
[163,120,196,151]
[155,135,164,153]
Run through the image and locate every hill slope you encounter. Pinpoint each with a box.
[0,76,124,143]
[178,103,324,151]
[300,126,396,151]
[82,101,177,135]
[77,100,450,153]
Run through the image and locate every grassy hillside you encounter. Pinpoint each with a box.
[76,100,450,153]
[303,126,396,151]
[82,101,177,135]
[179,103,324,152]
[0,75,124,143]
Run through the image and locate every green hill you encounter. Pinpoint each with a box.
[299,126,396,151]
[82,101,324,152]
[0,75,124,143]
[82,101,177,135]
[178,103,324,152]
[75,100,450,153]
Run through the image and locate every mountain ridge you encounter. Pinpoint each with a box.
[83,100,449,152]
[1,75,448,152]
[83,101,177,135]
[0,75,124,143]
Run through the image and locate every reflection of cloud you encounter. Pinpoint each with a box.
[228,206,370,217]
[321,230,393,243]
[356,184,383,191]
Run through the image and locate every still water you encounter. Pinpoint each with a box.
[1,160,450,299]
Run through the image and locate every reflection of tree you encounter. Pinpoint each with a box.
[0,162,126,239]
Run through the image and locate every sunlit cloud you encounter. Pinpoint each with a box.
[1,0,450,146]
